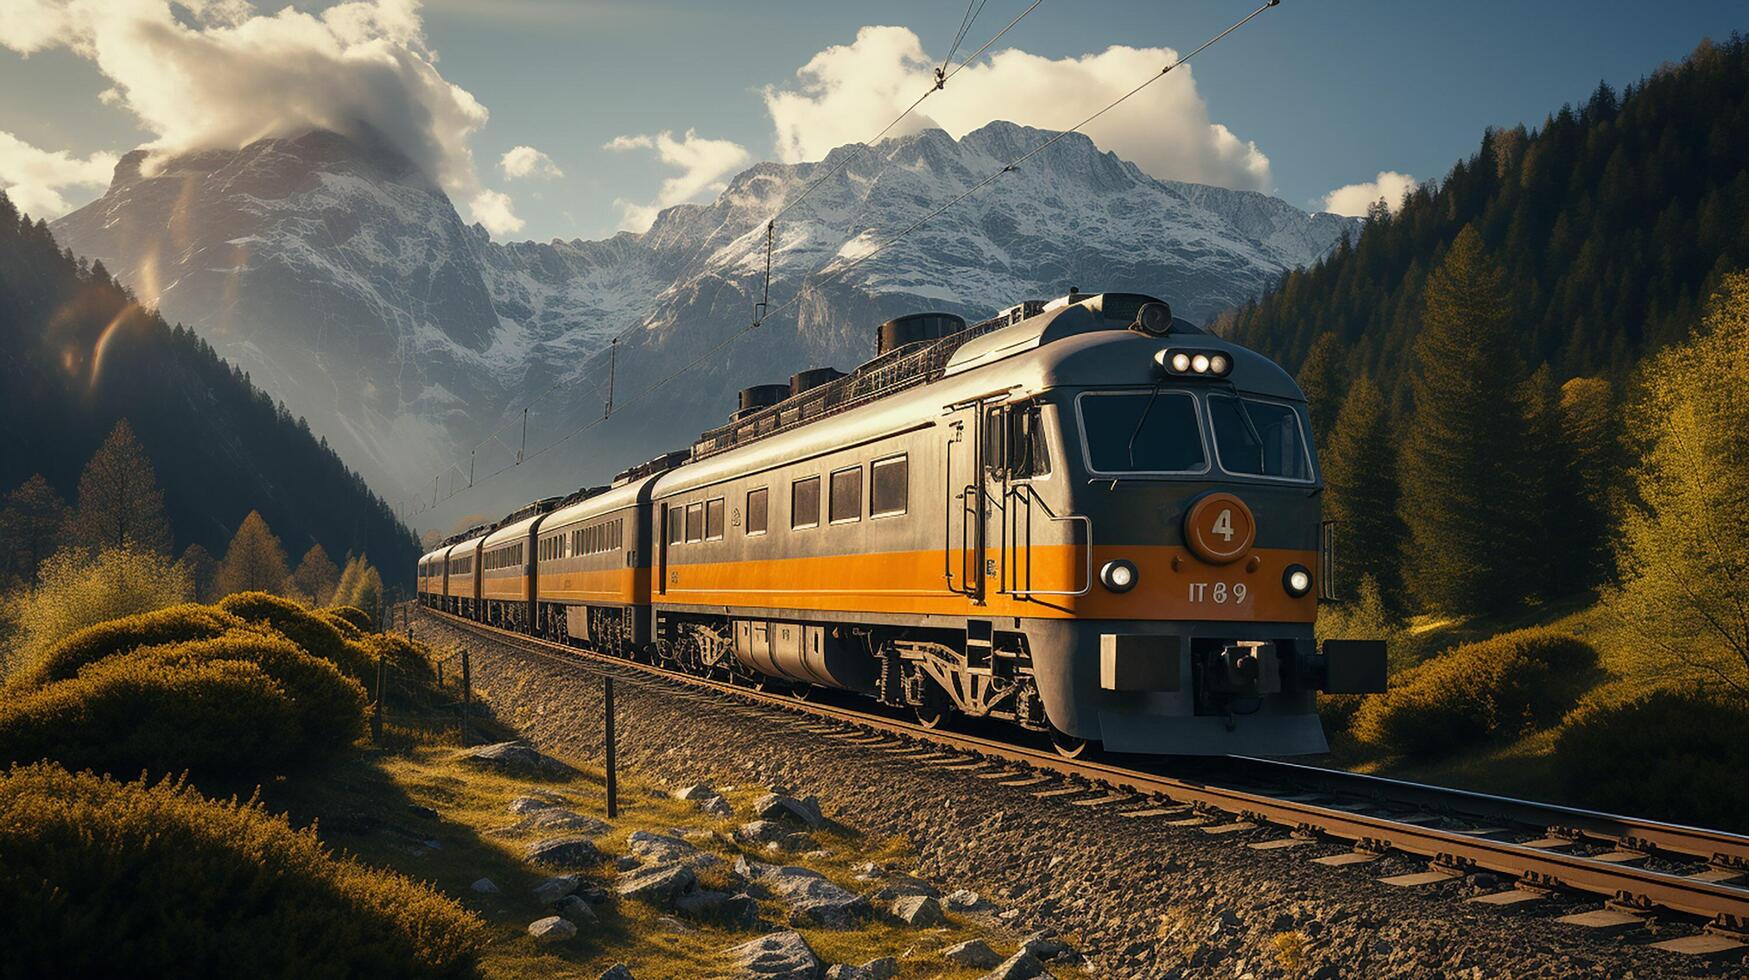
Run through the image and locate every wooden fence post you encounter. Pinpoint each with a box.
[459,647,472,746]
[604,676,617,818]
[371,653,386,743]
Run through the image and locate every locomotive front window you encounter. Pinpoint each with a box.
[1077,391,1206,474]
[1209,395,1313,481]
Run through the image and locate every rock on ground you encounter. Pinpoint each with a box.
[888,894,946,928]
[824,957,898,980]
[527,915,577,944]
[944,889,981,910]
[555,894,599,925]
[944,939,1002,968]
[980,951,1052,980]
[754,793,825,827]
[526,836,606,868]
[626,829,723,869]
[532,873,583,904]
[736,856,869,928]
[463,741,574,778]
[617,861,697,905]
[598,965,634,980]
[508,791,569,813]
[674,783,717,800]
[469,877,499,894]
[724,930,823,979]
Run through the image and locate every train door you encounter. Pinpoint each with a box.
[943,404,983,601]
[657,502,670,596]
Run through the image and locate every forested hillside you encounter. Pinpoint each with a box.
[0,191,419,587]
[1226,36,1749,394]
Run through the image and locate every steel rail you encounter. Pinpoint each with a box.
[421,608,1749,930]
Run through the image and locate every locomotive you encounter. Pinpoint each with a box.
[417,290,1386,757]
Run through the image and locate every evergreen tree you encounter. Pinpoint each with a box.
[1549,376,1618,596]
[0,474,69,587]
[290,543,340,604]
[213,511,290,597]
[1399,227,1540,615]
[1296,331,1345,448]
[176,543,218,602]
[330,555,364,607]
[65,420,173,555]
[1609,271,1749,695]
[1321,376,1405,612]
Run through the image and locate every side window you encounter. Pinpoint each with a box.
[705,498,725,540]
[685,502,704,542]
[791,476,820,529]
[1010,404,1051,477]
[667,508,683,545]
[829,466,862,523]
[871,455,907,517]
[747,487,768,535]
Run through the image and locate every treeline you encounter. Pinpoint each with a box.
[1222,37,1749,626]
[0,190,419,587]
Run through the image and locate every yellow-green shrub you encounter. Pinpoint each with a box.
[1554,690,1749,831]
[0,763,482,978]
[145,632,367,754]
[1350,628,1598,757]
[5,547,192,681]
[319,609,364,639]
[20,602,246,687]
[218,591,372,681]
[0,653,301,776]
[323,604,374,633]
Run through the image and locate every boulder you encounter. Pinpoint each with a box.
[674,783,717,801]
[555,894,598,925]
[943,939,1002,968]
[735,857,868,929]
[888,894,945,928]
[700,795,734,816]
[508,792,569,813]
[944,889,981,910]
[520,808,610,835]
[598,965,635,980]
[871,874,939,901]
[978,951,1052,980]
[721,892,762,929]
[753,793,825,828]
[1020,932,1070,961]
[627,830,722,869]
[735,820,789,845]
[469,877,500,894]
[526,836,606,869]
[531,874,582,905]
[724,930,822,979]
[825,958,898,980]
[527,915,576,944]
[616,862,697,905]
[463,741,573,779]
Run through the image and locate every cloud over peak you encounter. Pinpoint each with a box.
[762,25,1272,193]
[0,0,529,236]
[0,131,117,218]
[1320,170,1418,217]
[500,145,562,180]
[604,129,751,233]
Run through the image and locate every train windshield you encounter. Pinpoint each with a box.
[1077,390,1206,474]
[1209,395,1313,481]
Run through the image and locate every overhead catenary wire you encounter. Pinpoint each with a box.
[417,0,1279,514]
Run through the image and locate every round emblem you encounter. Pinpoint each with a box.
[1183,492,1256,565]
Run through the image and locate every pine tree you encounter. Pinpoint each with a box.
[1296,331,1345,448]
[176,543,218,602]
[330,555,364,607]
[1321,376,1405,612]
[213,510,291,597]
[1551,376,1619,595]
[290,543,340,604]
[0,474,69,587]
[1399,227,1541,615]
[66,420,173,555]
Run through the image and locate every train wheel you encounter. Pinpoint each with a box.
[790,684,814,702]
[913,703,949,730]
[1050,727,1091,759]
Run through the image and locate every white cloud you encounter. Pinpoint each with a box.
[0,0,527,236]
[468,188,523,236]
[1320,170,1417,217]
[762,25,1271,192]
[603,129,751,233]
[500,144,561,180]
[0,130,118,217]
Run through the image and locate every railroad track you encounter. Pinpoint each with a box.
[419,607,1749,959]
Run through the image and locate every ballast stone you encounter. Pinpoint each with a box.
[724,930,822,979]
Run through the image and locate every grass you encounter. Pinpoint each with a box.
[264,683,1050,978]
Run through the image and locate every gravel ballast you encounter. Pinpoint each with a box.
[418,614,1743,977]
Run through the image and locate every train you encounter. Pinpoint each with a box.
[417,290,1386,757]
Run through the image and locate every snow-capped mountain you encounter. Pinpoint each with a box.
[53,122,1356,526]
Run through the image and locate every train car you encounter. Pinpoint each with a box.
[416,546,447,607]
[648,293,1383,756]
[479,510,542,630]
[532,463,672,656]
[444,532,486,618]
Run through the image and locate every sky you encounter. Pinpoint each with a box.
[0,0,1742,242]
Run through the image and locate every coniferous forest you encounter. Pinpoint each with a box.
[0,191,419,589]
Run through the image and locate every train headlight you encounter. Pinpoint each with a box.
[1209,353,1231,375]
[1283,563,1312,597]
[1191,353,1211,374]
[1171,352,1192,372]
[1100,559,1139,593]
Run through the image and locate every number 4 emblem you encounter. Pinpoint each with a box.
[1212,508,1235,542]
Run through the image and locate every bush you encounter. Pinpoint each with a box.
[0,631,367,776]
[1554,690,1749,831]
[19,603,247,688]
[0,764,482,978]
[218,591,372,681]
[323,604,374,633]
[4,547,191,682]
[319,609,364,639]
[1350,628,1598,758]
[355,633,442,706]
[0,652,301,776]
